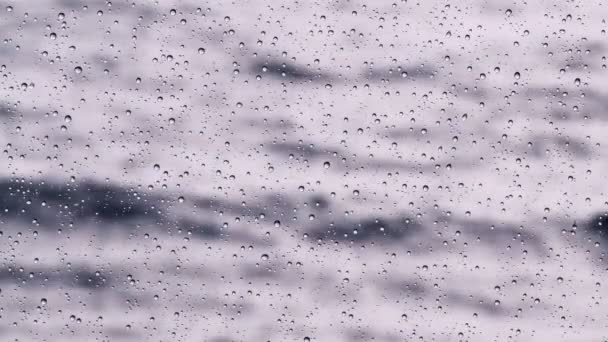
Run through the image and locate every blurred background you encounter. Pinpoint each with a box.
[1,0,608,341]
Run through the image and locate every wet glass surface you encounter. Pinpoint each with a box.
[0,1,607,341]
